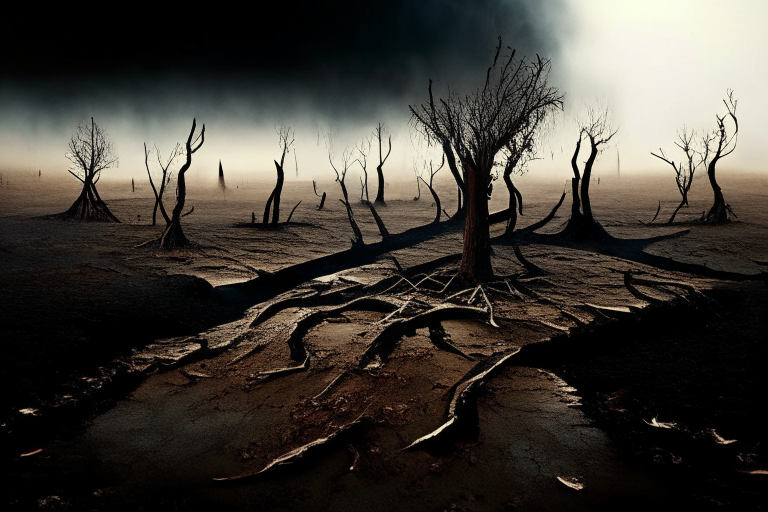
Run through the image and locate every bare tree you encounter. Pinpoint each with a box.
[144,142,180,226]
[327,137,364,247]
[565,105,617,238]
[356,136,372,203]
[651,127,708,223]
[501,107,546,234]
[59,117,120,221]
[701,90,738,224]
[373,123,392,205]
[411,39,563,280]
[263,127,294,226]
[416,153,446,224]
[160,119,205,249]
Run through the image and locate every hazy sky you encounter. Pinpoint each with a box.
[1,0,766,183]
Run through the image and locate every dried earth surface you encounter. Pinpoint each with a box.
[1,170,767,510]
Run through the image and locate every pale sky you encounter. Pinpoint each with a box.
[1,0,766,183]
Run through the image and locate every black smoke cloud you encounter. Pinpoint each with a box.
[3,0,568,122]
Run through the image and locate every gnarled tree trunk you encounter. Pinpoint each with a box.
[459,162,493,281]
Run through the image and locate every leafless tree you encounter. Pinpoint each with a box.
[356,136,373,203]
[411,39,563,280]
[373,123,392,205]
[327,137,364,247]
[59,117,120,221]
[565,105,617,238]
[263,127,294,226]
[144,142,180,226]
[415,153,446,224]
[651,127,709,223]
[501,107,547,234]
[160,119,205,249]
[701,90,738,224]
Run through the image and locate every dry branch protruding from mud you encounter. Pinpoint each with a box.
[213,414,368,481]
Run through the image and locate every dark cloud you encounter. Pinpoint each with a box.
[2,1,568,124]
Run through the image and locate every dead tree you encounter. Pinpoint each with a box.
[356,136,372,203]
[411,39,563,280]
[312,180,327,210]
[564,106,617,239]
[58,117,120,221]
[502,108,545,234]
[144,142,180,226]
[160,119,205,249]
[263,127,294,226]
[328,144,364,247]
[701,90,738,224]
[373,122,392,205]
[651,127,708,224]
[218,160,226,191]
[416,154,446,223]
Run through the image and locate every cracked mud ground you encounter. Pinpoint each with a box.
[1,173,767,510]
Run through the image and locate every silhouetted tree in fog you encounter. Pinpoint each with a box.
[58,117,120,222]
[144,142,180,226]
[701,90,738,224]
[160,119,205,249]
[411,39,562,280]
[373,123,392,205]
[651,127,709,224]
[563,105,617,239]
[263,127,294,226]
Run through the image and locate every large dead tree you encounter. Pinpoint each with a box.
[701,90,738,224]
[144,142,180,226]
[564,106,617,239]
[651,127,709,224]
[373,122,392,205]
[160,119,205,249]
[411,39,563,280]
[263,127,294,226]
[59,117,120,221]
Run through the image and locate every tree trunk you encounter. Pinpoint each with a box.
[668,195,686,224]
[503,172,523,235]
[271,160,284,225]
[62,179,120,222]
[459,163,493,281]
[263,189,276,226]
[580,139,598,223]
[570,137,582,218]
[703,157,729,223]
[375,164,386,205]
[420,177,441,224]
[443,143,466,219]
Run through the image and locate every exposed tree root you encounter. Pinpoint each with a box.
[403,348,521,450]
[213,413,368,481]
[358,305,488,370]
[513,245,545,277]
[311,371,348,402]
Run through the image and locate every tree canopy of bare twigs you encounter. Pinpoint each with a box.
[410,38,563,280]
[701,90,738,224]
[651,127,709,224]
[144,142,180,226]
[58,117,120,221]
[159,119,205,249]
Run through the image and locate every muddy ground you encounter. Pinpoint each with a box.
[1,170,767,510]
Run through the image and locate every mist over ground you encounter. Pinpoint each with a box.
[1,0,766,183]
